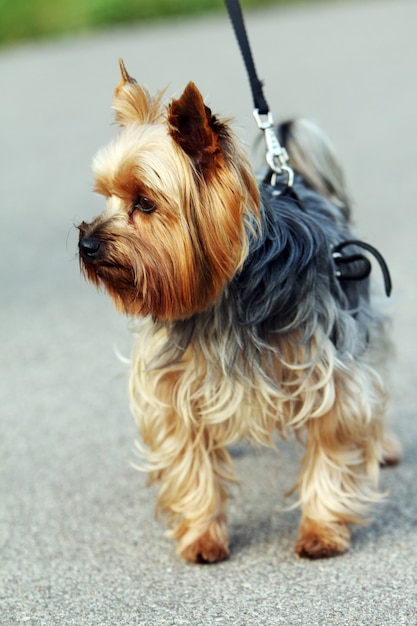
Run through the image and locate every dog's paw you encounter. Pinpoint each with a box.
[178,521,230,564]
[181,533,230,564]
[295,518,350,559]
[381,431,402,466]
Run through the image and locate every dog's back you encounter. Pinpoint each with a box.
[277,118,351,217]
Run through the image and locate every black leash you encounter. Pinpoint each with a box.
[224,0,269,114]
[224,0,293,186]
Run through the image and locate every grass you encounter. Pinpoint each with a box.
[0,0,307,46]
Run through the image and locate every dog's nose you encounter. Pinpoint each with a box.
[79,237,101,258]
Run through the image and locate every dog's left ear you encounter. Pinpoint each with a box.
[168,82,222,171]
[112,58,164,126]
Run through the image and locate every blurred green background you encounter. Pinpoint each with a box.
[0,0,315,46]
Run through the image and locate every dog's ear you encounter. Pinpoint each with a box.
[112,58,164,125]
[168,82,222,171]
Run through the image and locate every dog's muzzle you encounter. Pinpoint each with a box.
[78,220,102,261]
[79,237,101,260]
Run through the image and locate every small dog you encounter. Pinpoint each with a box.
[78,60,401,563]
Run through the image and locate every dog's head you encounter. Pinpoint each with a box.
[78,60,259,320]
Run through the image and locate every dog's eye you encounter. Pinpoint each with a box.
[131,196,156,214]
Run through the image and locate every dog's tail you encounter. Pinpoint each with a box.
[276,118,352,220]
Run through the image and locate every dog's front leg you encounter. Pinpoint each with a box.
[295,375,384,558]
[167,428,231,564]
[139,409,232,563]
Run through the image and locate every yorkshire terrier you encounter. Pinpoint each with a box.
[78,60,401,563]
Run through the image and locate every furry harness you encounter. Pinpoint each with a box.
[225,0,392,299]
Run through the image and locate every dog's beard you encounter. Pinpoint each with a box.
[78,209,241,320]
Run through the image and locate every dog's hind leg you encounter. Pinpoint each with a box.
[295,364,385,558]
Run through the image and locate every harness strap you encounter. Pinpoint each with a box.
[332,239,392,297]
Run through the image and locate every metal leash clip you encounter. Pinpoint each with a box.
[253,109,294,188]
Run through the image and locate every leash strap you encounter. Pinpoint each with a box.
[224,0,293,185]
[224,0,269,114]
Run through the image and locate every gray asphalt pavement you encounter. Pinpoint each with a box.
[1,0,416,624]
